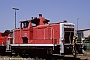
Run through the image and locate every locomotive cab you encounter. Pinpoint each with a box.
[59,22,75,55]
[60,22,85,55]
[20,14,50,29]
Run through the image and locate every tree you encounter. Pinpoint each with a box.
[86,35,90,50]
[4,30,11,36]
[87,35,90,42]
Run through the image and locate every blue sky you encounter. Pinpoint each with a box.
[0,0,90,32]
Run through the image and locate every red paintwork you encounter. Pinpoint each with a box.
[14,24,60,44]
[39,17,45,25]
[0,32,8,45]
[14,15,60,44]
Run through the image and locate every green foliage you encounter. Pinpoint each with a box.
[87,35,90,42]
[1,30,11,36]
[3,30,11,36]
[4,30,10,34]
[86,35,90,51]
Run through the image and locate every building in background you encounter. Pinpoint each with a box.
[77,29,90,39]
[77,28,90,50]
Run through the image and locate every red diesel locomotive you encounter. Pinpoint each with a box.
[0,14,86,56]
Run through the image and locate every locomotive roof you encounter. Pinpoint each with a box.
[20,18,50,24]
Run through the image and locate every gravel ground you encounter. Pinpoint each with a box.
[78,51,90,60]
[63,51,90,60]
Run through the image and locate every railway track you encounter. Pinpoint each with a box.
[0,54,88,60]
[14,55,89,60]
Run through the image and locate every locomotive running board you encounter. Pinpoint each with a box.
[10,44,58,46]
